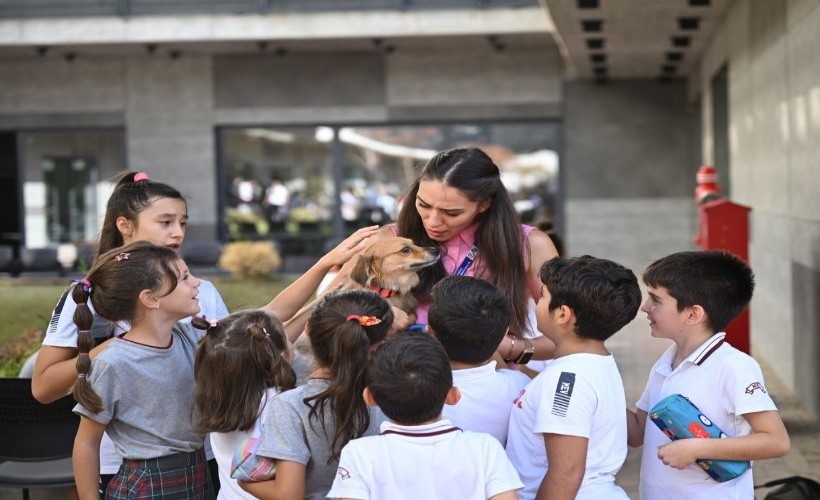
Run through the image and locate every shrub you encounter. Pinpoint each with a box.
[218,241,282,280]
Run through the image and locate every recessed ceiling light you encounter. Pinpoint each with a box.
[590,53,607,63]
[586,38,605,49]
[672,36,691,47]
[577,0,599,8]
[678,17,700,30]
[581,20,603,32]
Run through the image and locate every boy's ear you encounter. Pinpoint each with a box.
[554,304,575,326]
[686,304,708,326]
[115,216,134,238]
[444,386,461,406]
[362,387,379,407]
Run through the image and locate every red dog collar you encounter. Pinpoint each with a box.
[366,285,399,298]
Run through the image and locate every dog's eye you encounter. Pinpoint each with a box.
[400,246,411,254]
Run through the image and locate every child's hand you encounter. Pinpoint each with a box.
[657,439,700,469]
[318,226,380,268]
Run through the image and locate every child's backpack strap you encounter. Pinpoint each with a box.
[755,476,820,500]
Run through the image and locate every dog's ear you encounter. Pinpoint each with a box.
[350,254,377,286]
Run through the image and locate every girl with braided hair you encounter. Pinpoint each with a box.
[72,242,213,498]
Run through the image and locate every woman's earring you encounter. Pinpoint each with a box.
[155,303,160,310]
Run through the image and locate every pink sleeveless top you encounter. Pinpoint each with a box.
[390,223,534,325]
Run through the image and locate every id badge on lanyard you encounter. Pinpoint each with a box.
[455,245,479,276]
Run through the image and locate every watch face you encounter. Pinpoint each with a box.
[515,350,534,364]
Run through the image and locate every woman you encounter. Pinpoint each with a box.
[385,147,558,363]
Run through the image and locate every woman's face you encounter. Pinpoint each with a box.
[415,180,489,242]
[120,197,188,252]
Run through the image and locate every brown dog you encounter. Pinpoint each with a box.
[284,236,440,333]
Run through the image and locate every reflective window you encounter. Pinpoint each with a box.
[218,122,560,256]
[19,130,125,248]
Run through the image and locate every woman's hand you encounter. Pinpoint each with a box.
[316,225,380,270]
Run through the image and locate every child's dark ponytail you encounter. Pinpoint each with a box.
[304,290,393,462]
[71,278,103,413]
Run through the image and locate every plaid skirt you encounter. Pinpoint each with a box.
[105,448,214,499]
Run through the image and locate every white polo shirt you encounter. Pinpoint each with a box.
[636,333,778,500]
[327,419,523,500]
[443,361,531,445]
[506,353,629,500]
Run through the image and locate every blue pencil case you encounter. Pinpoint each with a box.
[649,393,751,482]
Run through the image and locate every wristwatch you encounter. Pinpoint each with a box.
[514,338,535,364]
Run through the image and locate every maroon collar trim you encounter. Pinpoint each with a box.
[694,338,725,366]
[366,285,399,298]
[381,427,462,438]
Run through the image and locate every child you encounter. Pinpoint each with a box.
[506,255,641,500]
[626,250,790,499]
[33,172,229,492]
[72,242,214,498]
[327,332,523,500]
[428,275,530,445]
[194,310,296,500]
[241,290,393,500]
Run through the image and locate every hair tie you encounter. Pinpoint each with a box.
[73,278,92,293]
[77,374,86,379]
[76,303,88,308]
[115,252,129,262]
[209,320,218,328]
[346,314,382,327]
[133,172,150,182]
[78,330,91,334]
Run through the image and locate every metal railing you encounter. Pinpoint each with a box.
[0,0,539,19]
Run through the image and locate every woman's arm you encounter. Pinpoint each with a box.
[73,416,105,499]
[32,340,113,403]
[239,460,306,500]
[524,229,558,360]
[262,226,380,321]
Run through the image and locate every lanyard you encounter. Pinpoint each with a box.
[455,244,479,276]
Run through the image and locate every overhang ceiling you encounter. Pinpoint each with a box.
[543,0,732,81]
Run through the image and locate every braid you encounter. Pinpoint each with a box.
[71,281,103,413]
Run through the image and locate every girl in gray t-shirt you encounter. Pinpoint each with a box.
[72,242,215,499]
[241,290,393,500]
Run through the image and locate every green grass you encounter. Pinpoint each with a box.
[0,276,294,376]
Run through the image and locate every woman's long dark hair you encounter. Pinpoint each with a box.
[304,290,393,462]
[396,147,530,334]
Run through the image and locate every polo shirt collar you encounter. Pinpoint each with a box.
[677,332,727,368]
[379,419,461,438]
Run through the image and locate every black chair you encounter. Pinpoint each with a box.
[0,378,79,499]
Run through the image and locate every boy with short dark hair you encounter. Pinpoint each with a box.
[627,250,790,499]
[506,255,641,500]
[428,275,531,445]
[327,332,523,500]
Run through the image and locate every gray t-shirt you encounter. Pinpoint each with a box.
[257,379,385,500]
[73,323,205,459]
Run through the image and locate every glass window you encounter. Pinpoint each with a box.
[19,130,125,248]
[218,122,560,259]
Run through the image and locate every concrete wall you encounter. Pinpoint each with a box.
[563,80,698,271]
[0,40,563,244]
[695,0,820,415]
